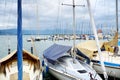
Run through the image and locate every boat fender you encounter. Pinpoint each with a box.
[114,46,119,55]
[46,66,49,73]
[42,60,44,67]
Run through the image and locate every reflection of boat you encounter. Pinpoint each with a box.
[43,44,102,80]
[0,50,42,80]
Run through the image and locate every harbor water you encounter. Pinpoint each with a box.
[0,35,82,59]
[0,35,119,80]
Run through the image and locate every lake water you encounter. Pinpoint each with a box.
[0,35,82,60]
[0,35,119,80]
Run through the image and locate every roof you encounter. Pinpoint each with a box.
[97,29,102,33]
[43,44,71,61]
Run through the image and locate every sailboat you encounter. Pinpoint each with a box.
[43,0,102,80]
[91,0,120,79]
[43,44,102,80]
[76,0,120,79]
[0,0,42,80]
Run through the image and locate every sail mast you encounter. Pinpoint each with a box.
[17,0,23,80]
[62,0,84,62]
[116,0,118,32]
[72,0,76,61]
[86,0,108,80]
[116,0,118,48]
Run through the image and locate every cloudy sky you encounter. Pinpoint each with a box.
[0,0,120,32]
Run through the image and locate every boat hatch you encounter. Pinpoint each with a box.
[78,70,87,73]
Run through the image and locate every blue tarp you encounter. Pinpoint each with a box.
[43,44,72,62]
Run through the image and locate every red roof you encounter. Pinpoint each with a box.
[97,29,102,33]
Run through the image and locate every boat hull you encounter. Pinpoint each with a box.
[92,62,120,79]
[0,50,42,80]
[48,66,80,80]
[44,58,102,80]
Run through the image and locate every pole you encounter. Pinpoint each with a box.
[116,0,118,32]
[17,0,23,80]
[72,0,76,62]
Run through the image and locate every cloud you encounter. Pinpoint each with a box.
[0,0,119,31]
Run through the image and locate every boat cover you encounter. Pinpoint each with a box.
[76,40,104,59]
[43,44,71,62]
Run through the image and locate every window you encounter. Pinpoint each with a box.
[78,70,87,73]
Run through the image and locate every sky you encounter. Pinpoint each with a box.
[0,0,120,33]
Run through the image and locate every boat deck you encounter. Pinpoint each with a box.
[10,72,30,80]
[93,51,120,64]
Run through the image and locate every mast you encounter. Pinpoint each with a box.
[86,0,108,80]
[17,0,23,80]
[116,0,118,48]
[116,0,118,32]
[62,0,84,62]
[72,0,76,62]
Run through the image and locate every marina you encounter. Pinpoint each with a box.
[0,0,120,80]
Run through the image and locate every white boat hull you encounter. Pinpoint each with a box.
[92,62,120,79]
[48,66,81,80]
[44,58,102,80]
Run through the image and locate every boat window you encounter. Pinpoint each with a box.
[58,58,64,63]
[78,70,87,73]
[57,58,68,66]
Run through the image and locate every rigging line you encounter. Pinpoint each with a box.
[6,0,14,30]
[103,0,109,31]
[93,0,97,16]
[6,0,14,54]
[28,1,34,36]
[116,0,118,32]
[3,0,7,29]
[56,0,60,35]
[60,0,65,35]
[36,0,40,36]
[1,0,9,54]
[31,0,39,56]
